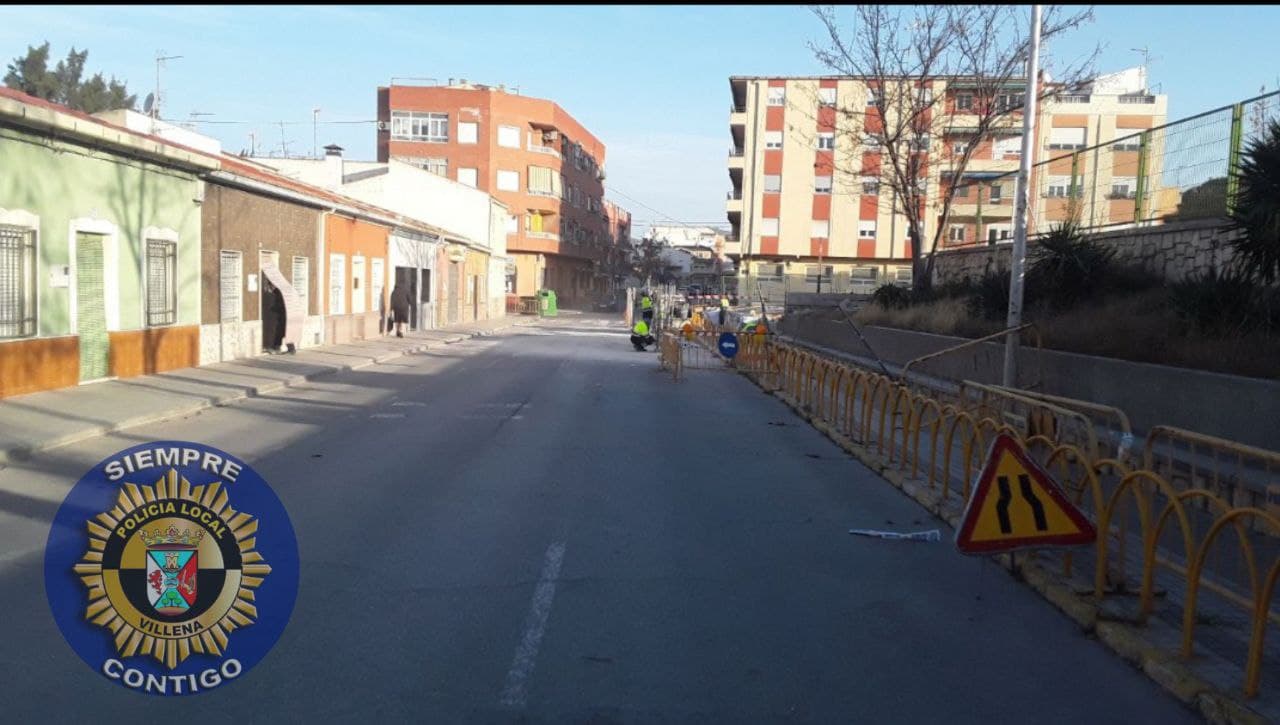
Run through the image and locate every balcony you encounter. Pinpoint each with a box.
[726,196,743,214]
[728,149,744,170]
[528,144,560,158]
[1119,94,1156,104]
[730,105,746,128]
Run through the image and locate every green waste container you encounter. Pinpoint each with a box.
[537,289,558,317]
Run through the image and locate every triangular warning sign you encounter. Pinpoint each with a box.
[955,433,1096,555]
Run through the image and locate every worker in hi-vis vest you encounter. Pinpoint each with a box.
[640,291,654,321]
[631,319,654,351]
[719,295,730,327]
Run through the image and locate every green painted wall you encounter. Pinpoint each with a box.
[0,125,203,336]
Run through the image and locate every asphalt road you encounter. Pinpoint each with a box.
[0,314,1196,723]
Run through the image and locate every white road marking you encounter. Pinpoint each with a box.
[369,413,406,419]
[499,541,566,708]
[391,401,428,407]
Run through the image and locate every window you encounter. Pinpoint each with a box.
[421,158,447,177]
[496,169,520,191]
[1046,176,1073,198]
[994,135,1022,157]
[910,134,930,151]
[815,176,832,194]
[858,221,876,239]
[988,183,1004,201]
[0,225,36,338]
[915,87,934,106]
[528,166,561,196]
[866,89,879,107]
[763,174,782,193]
[764,131,783,149]
[1110,176,1137,199]
[497,125,521,148]
[506,214,519,233]
[851,267,879,281]
[390,111,448,142]
[767,87,785,106]
[996,93,1025,111]
[953,183,970,198]
[756,262,784,279]
[818,87,837,106]
[1056,94,1091,104]
[145,239,177,326]
[863,134,882,149]
[805,265,833,282]
[952,141,970,156]
[861,177,880,195]
[458,167,478,187]
[987,225,1012,243]
[370,258,385,318]
[458,122,478,144]
[955,93,974,111]
[1048,126,1087,150]
[816,132,835,150]
[949,225,966,243]
[291,256,309,312]
[760,218,779,236]
[894,267,913,284]
[220,250,242,322]
[811,220,830,238]
[1114,136,1141,152]
[328,254,345,315]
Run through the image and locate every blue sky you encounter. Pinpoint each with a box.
[3,5,1277,236]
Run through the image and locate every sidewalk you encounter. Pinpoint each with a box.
[0,316,535,466]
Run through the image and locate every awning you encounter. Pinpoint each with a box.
[260,263,305,350]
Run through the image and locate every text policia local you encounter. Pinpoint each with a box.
[102,658,242,694]
[103,447,243,483]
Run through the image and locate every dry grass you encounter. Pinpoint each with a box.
[854,289,1280,380]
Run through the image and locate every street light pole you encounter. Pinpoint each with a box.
[1002,4,1042,388]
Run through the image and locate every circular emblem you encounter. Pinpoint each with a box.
[45,442,299,695]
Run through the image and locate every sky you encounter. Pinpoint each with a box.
[3,4,1278,237]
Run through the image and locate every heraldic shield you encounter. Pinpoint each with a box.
[143,525,202,616]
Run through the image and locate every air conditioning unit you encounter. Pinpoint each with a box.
[545,130,559,141]
[376,121,389,131]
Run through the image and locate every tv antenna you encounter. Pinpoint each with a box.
[1130,47,1159,91]
[153,51,183,121]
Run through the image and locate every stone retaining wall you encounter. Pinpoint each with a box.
[933,217,1241,285]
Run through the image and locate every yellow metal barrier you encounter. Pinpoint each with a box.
[739,335,1280,696]
[958,381,1102,462]
[1144,426,1280,513]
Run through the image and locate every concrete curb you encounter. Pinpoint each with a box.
[0,321,525,467]
[742,372,1268,724]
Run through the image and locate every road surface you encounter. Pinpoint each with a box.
[0,315,1195,723]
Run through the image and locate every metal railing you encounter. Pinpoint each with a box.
[704,333,1280,699]
[944,90,1280,247]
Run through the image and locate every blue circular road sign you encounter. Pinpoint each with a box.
[717,332,739,358]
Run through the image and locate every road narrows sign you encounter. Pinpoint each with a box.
[955,433,1096,555]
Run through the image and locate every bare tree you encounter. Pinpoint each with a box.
[807,5,1098,292]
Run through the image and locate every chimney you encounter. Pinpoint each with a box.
[323,144,344,189]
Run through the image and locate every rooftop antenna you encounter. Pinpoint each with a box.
[153,50,183,121]
[278,121,291,157]
[1129,46,1158,91]
[186,111,214,131]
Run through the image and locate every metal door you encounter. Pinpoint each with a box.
[76,232,109,381]
[447,262,460,325]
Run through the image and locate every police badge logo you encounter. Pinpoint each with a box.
[45,442,299,696]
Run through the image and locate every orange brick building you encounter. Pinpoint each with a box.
[377,81,615,307]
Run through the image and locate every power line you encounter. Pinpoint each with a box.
[606,186,726,231]
[160,117,378,126]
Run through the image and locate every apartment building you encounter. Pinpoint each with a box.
[377,80,617,307]
[727,68,1167,290]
